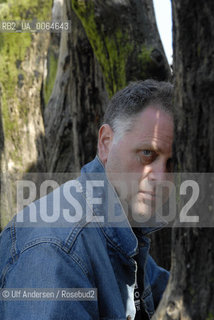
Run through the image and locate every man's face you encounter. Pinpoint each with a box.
[98,106,174,223]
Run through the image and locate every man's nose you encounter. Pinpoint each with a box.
[148,160,167,182]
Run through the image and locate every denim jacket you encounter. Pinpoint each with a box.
[0,156,169,320]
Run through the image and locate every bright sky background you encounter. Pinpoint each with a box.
[153,0,173,65]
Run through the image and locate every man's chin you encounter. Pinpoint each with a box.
[128,200,156,226]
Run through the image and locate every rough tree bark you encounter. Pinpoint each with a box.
[0,0,52,228]
[0,91,4,227]
[0,91,4,170]
[152,1,214,319]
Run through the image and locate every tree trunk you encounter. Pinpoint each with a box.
[0,0,53,228]
[44,0,109,173]
[0,90,4,232]
[152,1,214,319]
[0,88,4,171]
[44,0,170,174]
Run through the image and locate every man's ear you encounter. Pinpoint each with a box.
[98,124,114,166]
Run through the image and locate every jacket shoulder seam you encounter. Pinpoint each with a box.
[20,237,65,254]
[21,240,89,275]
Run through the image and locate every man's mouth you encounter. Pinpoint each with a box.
[138,191,157,200]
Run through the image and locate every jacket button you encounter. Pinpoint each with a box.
[127,316,132,320]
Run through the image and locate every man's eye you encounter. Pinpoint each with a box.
[139,150,157,164]
[142,150,153,157]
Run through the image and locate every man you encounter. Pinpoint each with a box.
[0,80,173,319]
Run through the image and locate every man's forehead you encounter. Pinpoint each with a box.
[130,105,173,131]
[140,105,172,120]
[121,106,174,150]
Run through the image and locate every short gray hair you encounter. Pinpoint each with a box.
[103,79,173,142]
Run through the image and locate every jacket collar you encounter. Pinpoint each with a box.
[80,156,166,257]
